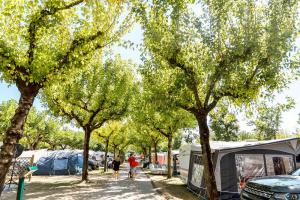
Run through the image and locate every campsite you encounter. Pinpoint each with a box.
[1,0,300,200]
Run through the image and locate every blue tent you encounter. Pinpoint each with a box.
[34,150,83,175]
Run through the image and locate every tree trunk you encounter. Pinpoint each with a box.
[142,147,147,156]
[148,146,152,164]
[154,142,158,163]
[113,146,116,158]
[104,139,109,172]
[0,83,39,196]
[196,112,218,200]
[82,128,91,182]
[167,135,172,179]
[51,144,56,150]
[32,142,38,150]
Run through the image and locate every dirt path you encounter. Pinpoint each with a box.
[1,168,162,200]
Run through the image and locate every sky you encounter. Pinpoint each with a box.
[1,19,300,134]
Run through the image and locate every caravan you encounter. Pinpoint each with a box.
[179,138,300,200]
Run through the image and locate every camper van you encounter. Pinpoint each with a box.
[179,138,300,200]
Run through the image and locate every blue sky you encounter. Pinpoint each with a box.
[1,23,299,133]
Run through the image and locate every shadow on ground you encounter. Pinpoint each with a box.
[2,169,161,200]
[146,172,199,200]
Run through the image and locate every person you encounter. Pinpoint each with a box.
[128,153,137,178]
[112,155,121,180]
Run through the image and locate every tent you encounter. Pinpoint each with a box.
[179,138,300,200]
[151,150,179,165]
[33,150,83,175]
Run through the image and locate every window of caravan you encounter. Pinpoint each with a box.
[235,154,265,192]
[191,154,204,187]
[265,155,294,175]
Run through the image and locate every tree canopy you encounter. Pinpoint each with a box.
[42,53,136,180]
[0,0,132,192]
[136,0,299,198]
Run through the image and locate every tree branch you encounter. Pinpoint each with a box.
[206,95,221,112]
[94,118,108,129]
[174,101,198,115]
[52,98,85,127]
[27,0,84,66]
[168,56,203,109]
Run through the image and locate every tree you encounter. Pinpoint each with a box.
[42,55,135,180]
[133,91,195,178]
[172,132,182,149]
[210,104,239,141]
[0,0,131,192]
[136,1,299,198]
[150,132,162,163]
[128,123,157,158]
[109,123,130,158]
[248,97,295,140]
[94,121,121,172]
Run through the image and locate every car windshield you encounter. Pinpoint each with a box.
[291,168,300,176]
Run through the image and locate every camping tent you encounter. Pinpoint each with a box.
[151,150,179,165]
[179,138,300,200]
[33,150,83,175]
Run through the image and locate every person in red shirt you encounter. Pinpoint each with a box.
[128,153,136,178]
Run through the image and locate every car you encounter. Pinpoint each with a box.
[241,168,300,200]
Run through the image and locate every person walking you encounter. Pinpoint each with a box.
[128,153,137,178]
[112,155,121,180]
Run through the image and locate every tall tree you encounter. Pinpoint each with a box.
[136,0,299,198]
[94,121,122,172]
[109,125,131,158]
[133,91,195,178]
[42,55,135,181]
[0,0,130,192]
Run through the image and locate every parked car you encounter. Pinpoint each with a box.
[241,168,300,200]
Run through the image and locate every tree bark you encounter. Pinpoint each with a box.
[167,135,172,179]
[196,112,218,200]
[82,128,91,181]
[148,146,152,164]
[104,139,109,172]
[51,144,56,150]
[0,83,39,195]
[142,147,147,157]
[31,141,39,150]
[154,142,158,163]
